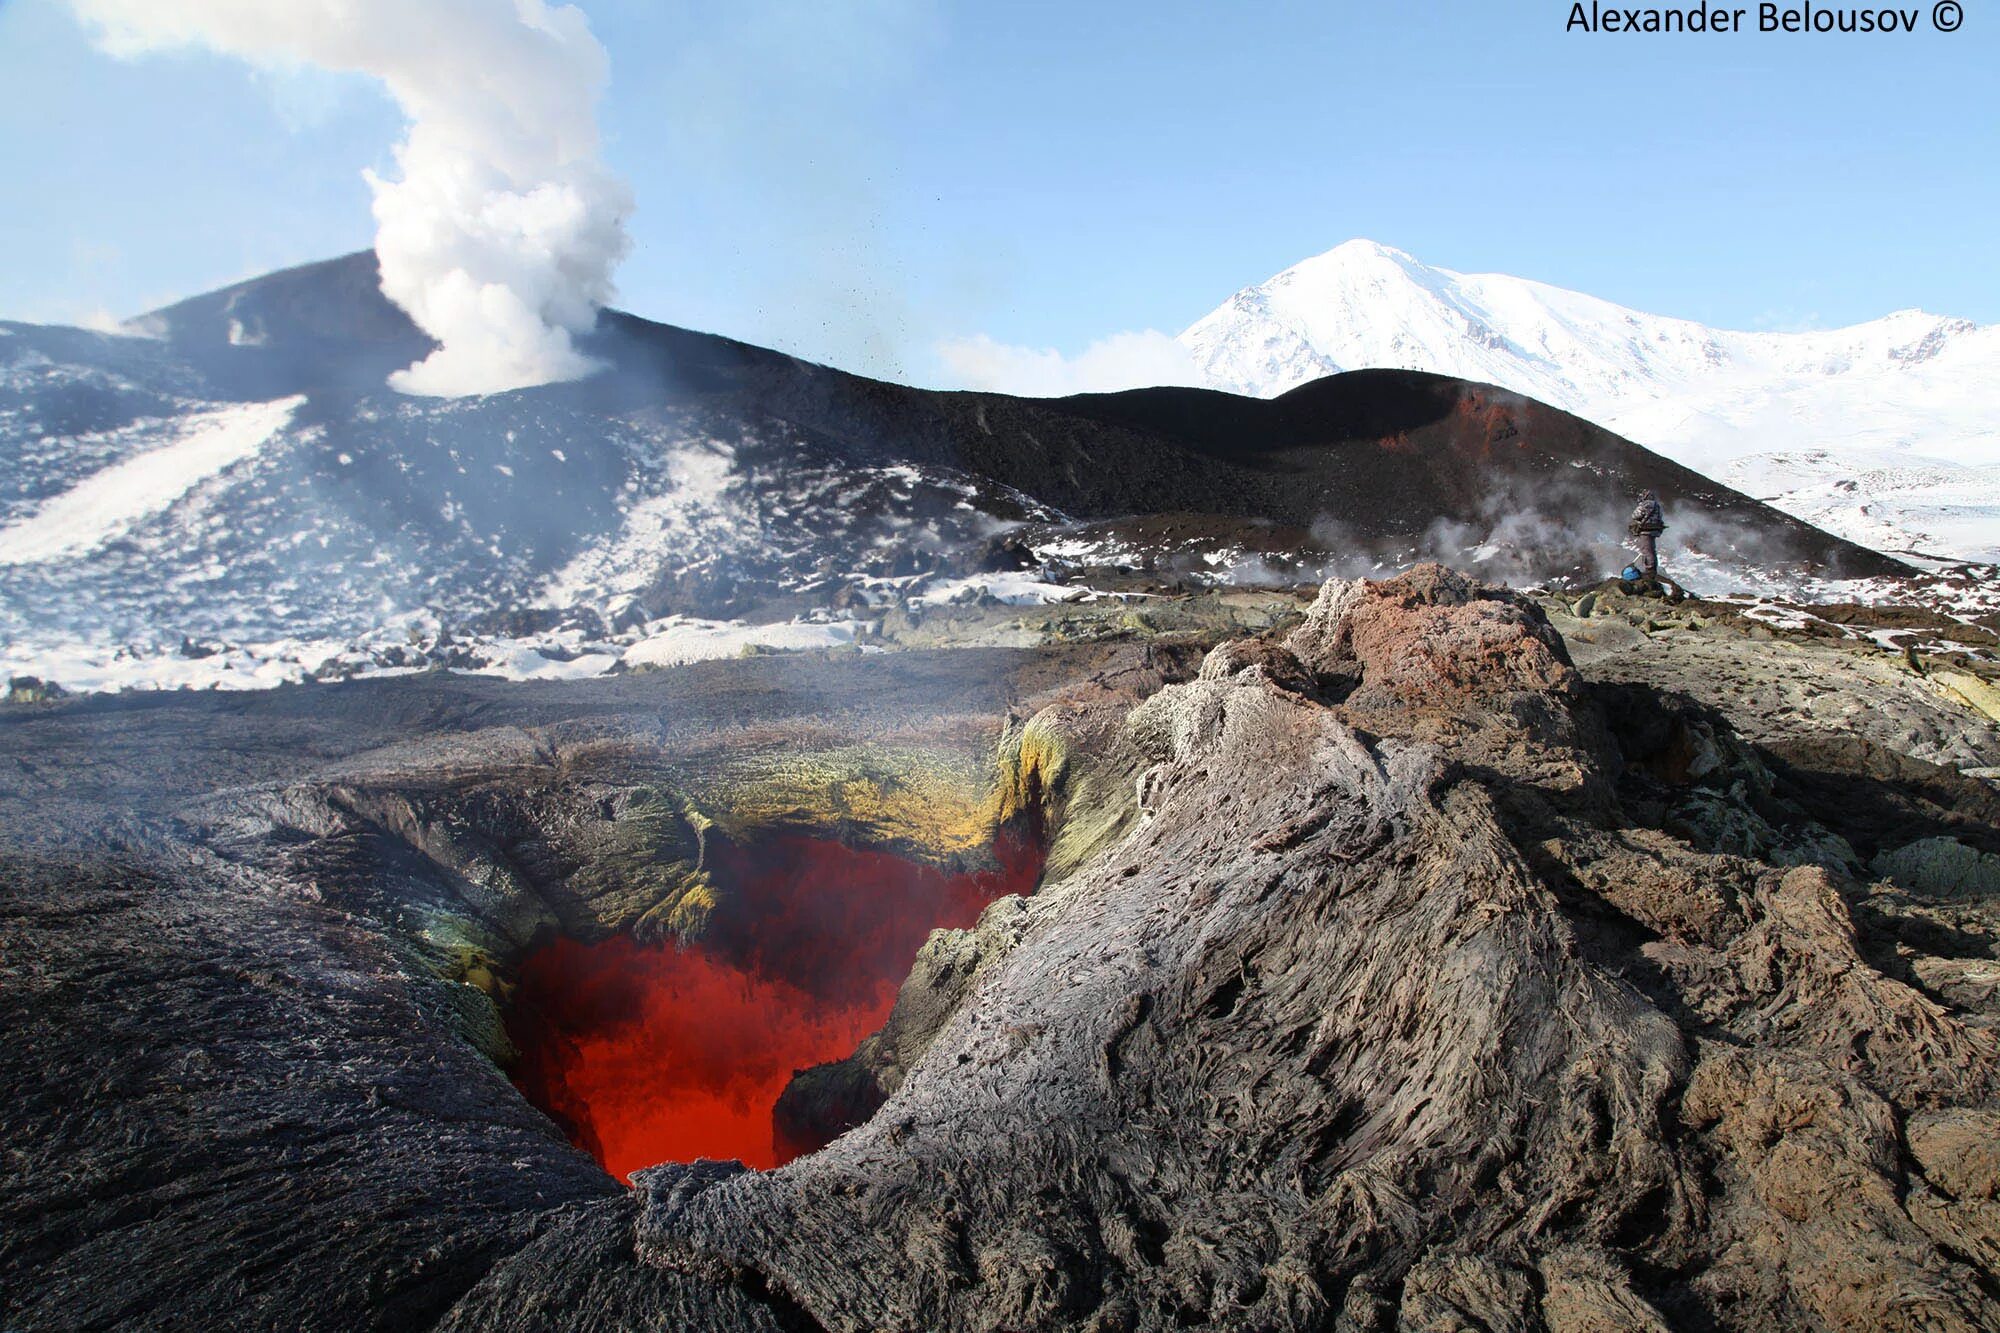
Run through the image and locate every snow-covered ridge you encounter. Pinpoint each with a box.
[0,396,303,564]
[1181,240,2000,561]
[0,565,1104,698]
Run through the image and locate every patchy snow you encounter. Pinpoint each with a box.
[457,642,619,681]
[533,438,742,609]
[0,396,303,564]
[914,572,1085,607]
[621,617,858,669]
[0,635,378,695]
[1736,602,1820,632]
[1,618,840,696]
[1723,451,2000,563]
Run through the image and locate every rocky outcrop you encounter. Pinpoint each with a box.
[5,569,1998,1331]
[576,566,1996,1330]
[1545,585,2000,771]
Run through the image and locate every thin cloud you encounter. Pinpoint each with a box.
[934,329,1201,397]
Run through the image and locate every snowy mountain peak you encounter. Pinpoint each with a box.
[1279,238,1425,275]
[1180,242,2000,561]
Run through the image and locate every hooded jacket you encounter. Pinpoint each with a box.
[1628,493,1666,535]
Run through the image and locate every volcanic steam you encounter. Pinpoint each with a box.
[68,0,631,397]
[506,833,1044,1181]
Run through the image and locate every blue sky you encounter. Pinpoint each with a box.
[1,0,1994,383]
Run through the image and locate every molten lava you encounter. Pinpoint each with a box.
[506,832,1043,1181]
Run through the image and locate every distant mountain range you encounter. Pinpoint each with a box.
[1181,240,2000,563]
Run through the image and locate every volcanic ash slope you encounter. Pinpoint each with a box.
[462,565,2000,1333]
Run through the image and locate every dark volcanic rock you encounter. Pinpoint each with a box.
[4,570,1998,1331]
[598,568,1995,1332]
[0,646,1129,1330]
[0,850,616,1331]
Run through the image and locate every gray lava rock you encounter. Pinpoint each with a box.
[5,569,1999,1331]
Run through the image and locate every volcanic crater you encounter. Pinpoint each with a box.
[504,828,1046,1179]
[4,572,2000,1332]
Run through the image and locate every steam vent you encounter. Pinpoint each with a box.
[3,558,1997,1333]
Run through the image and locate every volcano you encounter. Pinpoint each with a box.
[4,256,1997,1333]
[0,252,1903,692]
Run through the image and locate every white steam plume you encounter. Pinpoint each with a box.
[69,0,632,397]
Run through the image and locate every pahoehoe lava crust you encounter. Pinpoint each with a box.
[4,570,1998,1330]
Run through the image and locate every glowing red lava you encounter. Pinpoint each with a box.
[506,832,1043,1182]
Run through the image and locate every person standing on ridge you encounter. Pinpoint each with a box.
[1627,488,1666,583]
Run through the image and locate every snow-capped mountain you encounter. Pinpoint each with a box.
[1181,240,2000,562]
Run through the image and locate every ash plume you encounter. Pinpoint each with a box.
[69,0,632,398]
